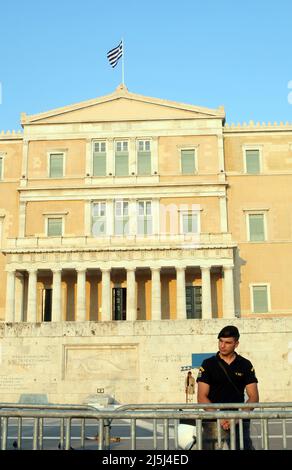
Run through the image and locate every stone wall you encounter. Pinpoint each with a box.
[0,318,291,404]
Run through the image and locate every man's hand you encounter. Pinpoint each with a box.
[220,419,230,430]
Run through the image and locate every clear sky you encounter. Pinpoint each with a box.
[1,0,292,130]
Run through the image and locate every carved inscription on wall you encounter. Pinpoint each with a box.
[0,376,25,390]
[63,344,139,381]
[7,354,51,367]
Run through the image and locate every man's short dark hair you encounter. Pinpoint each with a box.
[218,325,240,341]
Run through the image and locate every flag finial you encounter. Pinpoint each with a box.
[115,83,128,93]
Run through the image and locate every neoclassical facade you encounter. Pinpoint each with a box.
[1,84,292,324]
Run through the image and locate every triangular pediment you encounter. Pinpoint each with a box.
[21,84,225,125]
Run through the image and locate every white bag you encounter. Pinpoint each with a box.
[177,423,196,450]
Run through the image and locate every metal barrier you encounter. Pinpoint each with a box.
[0,402,292,450]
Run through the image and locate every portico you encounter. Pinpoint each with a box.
[5,247,235,323]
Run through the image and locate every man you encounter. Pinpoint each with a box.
[196,325,259,450]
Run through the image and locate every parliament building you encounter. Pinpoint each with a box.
[0,85,291,403]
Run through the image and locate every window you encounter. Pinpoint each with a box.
[0,155,3,180]
[49,153,64,178]
[137,200,152,235]
[248,213,265,241]
[181,212,199,234]
[245,149,260,174]
[115,201,129,235]
[137,140,151,175]
[251,284,270,313]
[92,202,106,236]
[115,141,129,176]
[181,149,196,174]
[93,141,106,176]
[47,218,63,236]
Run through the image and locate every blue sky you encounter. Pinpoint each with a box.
[1,0,292,130]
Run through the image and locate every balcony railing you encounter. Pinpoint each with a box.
[4,233,235,250]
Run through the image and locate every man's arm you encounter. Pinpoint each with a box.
[197,381,211,404]
[197,381,216,412]
[245,382,259,409]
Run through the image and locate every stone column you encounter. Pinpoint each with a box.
[129,138,136,175]
[152,137,159,175]
[5,270,15,322]
[76,269,87,321]
[107,138,114,176]
[106,199,114,236]
[126,268,136,321]
[219,195,228,233]
[20,139,28,187]
[85,138,92,184]
[101,268,111,321]
[176,267,186,320]
[27,269,37,323]
[19,201,27,237]
[223,266,235,318]
[152,198,160,236]
[151,267,161,320]
[15,273,24,322]
[52,269,62,322]
[128,198,137,237]
[201,266,212,319]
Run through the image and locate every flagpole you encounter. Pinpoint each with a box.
[122,38,125,85]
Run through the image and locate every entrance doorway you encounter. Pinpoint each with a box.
[186,286,202,319]
[112,287,127,320]
[42,288,52,322]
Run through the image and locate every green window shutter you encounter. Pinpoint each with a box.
[246,150,260,174]
[47,218,62,236]
[115,153,129,176]
[181,150,195,174]
[137,151,151,175]
[249,214,265,241]
[253,286,268,312]
[93,152,106,176]
[50,154,64,178]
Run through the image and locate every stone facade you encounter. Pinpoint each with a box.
[0,319,291,404]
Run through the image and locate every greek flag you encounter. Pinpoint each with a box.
[107,41,123,68]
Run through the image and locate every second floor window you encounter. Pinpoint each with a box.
[181,149,196,174]
[115,141,129,176]
[49,153,64,178]
[47,217,63,236]
[137,140,151,175]
[245,149,260,174]
[137,200,152,235]
[181,212,199,234]
[93,141,106,176]
[92,202,106,236]
[115,200,129,235]
[248,213,265,241]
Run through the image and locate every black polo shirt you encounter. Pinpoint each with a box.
[196,352,258,403]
